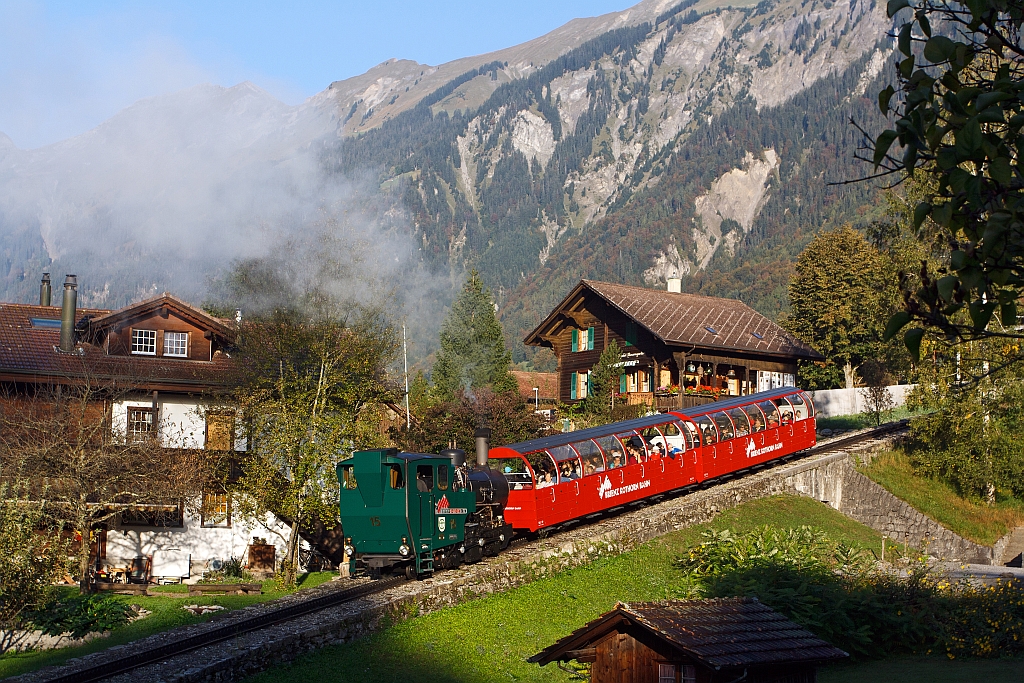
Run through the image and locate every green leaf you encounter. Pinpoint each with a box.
[878,85,895,114]
[989,156,1013,184]
[904,328,925,361]
[899,23,913,57]
[923,35,956,63]
[937,275,959,302]
[873,130,899,168]
[977,91,1013,110]
[1001,301,1018,327]
[887,0,910,16]
[913,202,932,228]
[955,118,983,156]
[950,249,967,270]
[933,203,954,227]
[969,300,996,330]
[884,311,912,341]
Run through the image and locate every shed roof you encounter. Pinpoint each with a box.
[511,370,558,400]
[525,280,822,361]
[530,598,847,670]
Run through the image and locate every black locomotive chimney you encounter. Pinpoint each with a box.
[39,273,51,306]
[59,275,77,353]
[474,427,491,468]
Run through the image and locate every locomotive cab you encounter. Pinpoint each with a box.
[337,448,510,579]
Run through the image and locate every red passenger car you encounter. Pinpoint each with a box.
[488,388,815,532]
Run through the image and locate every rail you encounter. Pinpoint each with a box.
[37,420,906,683]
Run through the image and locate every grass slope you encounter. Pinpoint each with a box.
[0,573,336,679]
[860,450,1024,545]
[246,496,900,683]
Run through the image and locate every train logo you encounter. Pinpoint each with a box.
[745,439,756,459]
[435,494,467,515]
[438,516,446,533]
[746,440,784,459]
[598,476,613,499]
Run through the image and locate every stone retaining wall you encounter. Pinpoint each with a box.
[18,432,990,683]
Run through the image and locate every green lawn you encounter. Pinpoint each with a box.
[859,449,1024,545]
[246,496,891,683]
[820,655,1024,682]
[0,572,336,679]
[816,406,928,432]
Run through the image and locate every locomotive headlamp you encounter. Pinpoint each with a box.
[399,544,410,557]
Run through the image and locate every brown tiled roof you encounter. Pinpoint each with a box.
[526,280,822,360]
[512,371,557,400]
[0,303,236,390]
[531,598,847,669]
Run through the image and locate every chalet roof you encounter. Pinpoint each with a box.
[525,280,823,361]
[88,292,236,342]
[511,370,558,400]
[530,598,847,670]
[0,303,236,390]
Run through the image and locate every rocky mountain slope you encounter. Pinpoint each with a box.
[0,0,898,367]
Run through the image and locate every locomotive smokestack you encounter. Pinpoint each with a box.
[40,273,51,306]
[59,275,78,353]
[474,427,491,468]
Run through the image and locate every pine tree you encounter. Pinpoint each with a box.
[432,270,517,401]
[583,339,623,419]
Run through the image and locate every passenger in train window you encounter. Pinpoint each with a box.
[757,401,780,428]
[623,434,649,461]
[625,444,642,464]
[712,412,735,440]
[729,408,751,437]
[772,399,794,425]
[744,404,766,432]
[561,462,577,480]
[649,442,663,459]
[610,453,623,469]
[789,393,810,420]
[694,416,717,445]
[537,470,556,488]
[682,422,699,450]
[585,461,597,476]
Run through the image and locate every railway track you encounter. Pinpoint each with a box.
[37,419,905,683]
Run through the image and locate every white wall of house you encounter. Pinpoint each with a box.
[111,395,245,450]
[105,506,295,581]
[807,384,916,418]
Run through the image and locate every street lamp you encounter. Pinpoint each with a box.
[533,387,539,410]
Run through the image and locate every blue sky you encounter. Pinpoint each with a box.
[0,1,632,149]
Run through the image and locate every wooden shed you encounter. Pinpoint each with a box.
[529,598,847,683]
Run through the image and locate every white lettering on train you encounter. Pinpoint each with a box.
[598,476,652,500]
[745,440,784,459]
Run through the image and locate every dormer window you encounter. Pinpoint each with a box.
[164,331,188,358]
[131,329,157,355]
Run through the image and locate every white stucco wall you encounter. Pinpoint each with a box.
[807,384,916,418]
[110,395,245,450]
[105,505,295,580]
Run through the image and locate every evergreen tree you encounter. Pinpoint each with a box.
[583,339,623,419]
[784,226,888,390]
[432,271,517,400]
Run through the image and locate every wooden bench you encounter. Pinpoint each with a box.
[91,581,151,595]
[188,583,263,596]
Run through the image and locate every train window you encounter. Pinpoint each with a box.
[415,465,434,492]
[773,398,795,425]
[711,412,735,441]
[744,404,766,432]
[789,393,809,421]
[728,408,751,437]
[550,445,583,480]
[340,465,357,490]
[388,465,404,489]
[662,422,686,454]
[693,415,718,445]
[617,431,649,462]
[594,435,622,468]
[641,427,667,458]
[758,401,781,428]
[681,421,699,450]
[527,451,559,488]
[496,457,533,490]
[438,464,449,491]
[571,441,604,476]
[799,391,816,418]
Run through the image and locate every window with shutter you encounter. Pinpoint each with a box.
[620,373,626,393]
[571,328,578,352]
[570,372,578,400]
[206,413,234,450]
[587,326,595,350]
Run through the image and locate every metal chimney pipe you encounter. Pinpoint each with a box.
[39,273,51,306]
[59,275,77,353]
[474,427,491,468]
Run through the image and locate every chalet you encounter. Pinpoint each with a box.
[530,598,848,683]
[0,274,290,582]
[524,279,823,410]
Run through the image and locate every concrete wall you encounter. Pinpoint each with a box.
[808,384,916,418]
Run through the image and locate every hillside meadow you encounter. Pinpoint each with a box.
[246,495,1022,683]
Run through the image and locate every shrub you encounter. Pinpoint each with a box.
[675,525,1024,659]
[27,593,136,639]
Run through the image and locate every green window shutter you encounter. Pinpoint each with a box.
[587,327,595,351]
[571,328,578,353]
[620,373,626,393]
[648,369,654,392]
[570,372,578,400]
[587,372,593,395]
[625,321,636,346]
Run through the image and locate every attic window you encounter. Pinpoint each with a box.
[30,318,61,329]
[164,331,188,358]
[704,326,718,335]
[131,329,157,355]
[751,331,764,340]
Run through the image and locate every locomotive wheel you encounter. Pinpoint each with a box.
[405,565,416,580]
